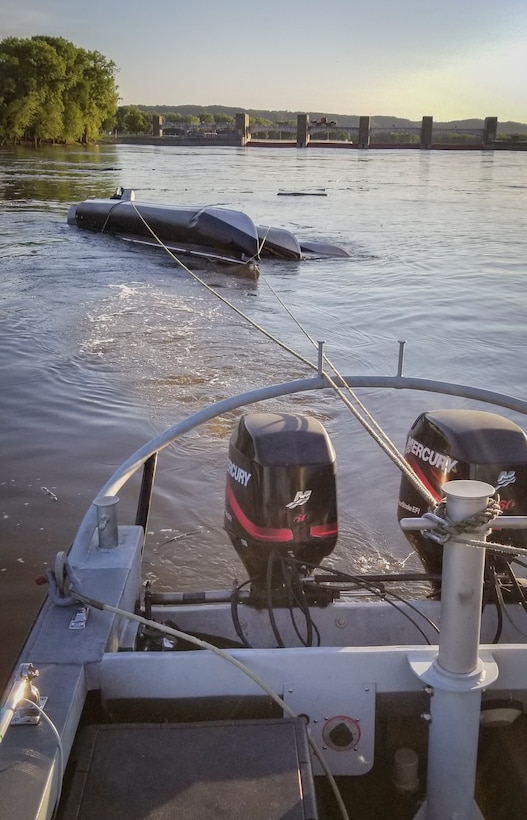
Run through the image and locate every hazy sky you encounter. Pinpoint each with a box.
[3,0,527,122]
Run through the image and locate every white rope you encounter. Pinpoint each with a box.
[19,698,64,815]
[112,200,439,507]
[259,274,436,504]
[460,540,527,557]
[419,497,527,556]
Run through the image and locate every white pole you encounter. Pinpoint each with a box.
[413,480,497,820]
[437,480,494,675]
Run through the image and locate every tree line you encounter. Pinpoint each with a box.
[0,36,119,145]
[115,108,293,135]
[115,107,237,135]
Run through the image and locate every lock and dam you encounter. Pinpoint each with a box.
[115,113,527,151]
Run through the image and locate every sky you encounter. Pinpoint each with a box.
[3,0,527,123]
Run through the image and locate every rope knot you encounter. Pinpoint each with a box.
[424,494,502,544]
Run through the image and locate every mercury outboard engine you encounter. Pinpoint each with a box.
[225,413,338,595]
[398,409,527,583]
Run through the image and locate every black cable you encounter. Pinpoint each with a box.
[484,561,503,644]
[509,557,527,572]
[293,558,440,642]
[230,581,252,648]
[266,550,285,648]
[282,559,315,647]
[290,561,318,647]
[501,559,527,612]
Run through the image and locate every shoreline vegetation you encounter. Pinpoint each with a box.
[4,113,527,152]
[1,36,525,150]
[0,36,118,146]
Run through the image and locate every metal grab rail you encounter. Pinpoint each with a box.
[68,374,527,564]
[401,516,527,530]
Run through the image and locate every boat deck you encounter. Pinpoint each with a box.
[57,718,317,819]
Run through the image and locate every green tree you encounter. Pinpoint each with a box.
[252,117,274,126]
[214,114,234,125]
[115,105,149,134]
[0,37,65,144]
[115,105,130,133]
[124,106,149,134]
[0,35,119,144]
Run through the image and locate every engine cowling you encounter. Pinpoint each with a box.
[225,412,338,588]
[398,409,527,577]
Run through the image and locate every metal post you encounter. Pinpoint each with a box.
[410,480,499,820]
[317,341,325,377]
[397,340,406,377]
[438,481,492,674]
[94,495,120,549]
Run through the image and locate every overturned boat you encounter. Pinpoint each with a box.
[2,346,527,819]
[67,188,350,279]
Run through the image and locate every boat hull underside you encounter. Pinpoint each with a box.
[70,199,305,261]
[68,196,352,267]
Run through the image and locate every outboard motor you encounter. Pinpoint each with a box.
[225,413,338,592]
[398,409,527,579]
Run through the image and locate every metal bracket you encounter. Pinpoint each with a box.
[11,696,48,726]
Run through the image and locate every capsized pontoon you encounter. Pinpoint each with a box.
[67,188,350,279]
[2,351,527,819]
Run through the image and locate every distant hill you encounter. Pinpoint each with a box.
[136,105,527,135]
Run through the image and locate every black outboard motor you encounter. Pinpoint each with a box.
[225,413,338,591]
[398,409,527,579]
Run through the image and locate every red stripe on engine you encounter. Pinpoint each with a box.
[310,524,338,537]
[226,485,294,542]
[405,457,442,501]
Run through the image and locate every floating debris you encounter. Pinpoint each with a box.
[41,486,58,502]
[277,190,328,197]
[159,529,201,547]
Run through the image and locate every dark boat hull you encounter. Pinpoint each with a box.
[69,199,262,252]
[67,190,350,275]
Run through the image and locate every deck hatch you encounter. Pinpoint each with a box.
[58,717,318,819]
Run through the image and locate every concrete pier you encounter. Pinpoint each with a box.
[152,115,163,138]
[296,114,310,148]
[358,116,370,148]
[236,112,250,146]
[420,117,433,150]
[484,116,498,146]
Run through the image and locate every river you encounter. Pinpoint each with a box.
[1,143,526,685]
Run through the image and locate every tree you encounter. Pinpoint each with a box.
[0,36,119,144]
[115,105,150,134]
[0,37,65,144]
[215,114,235,125]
